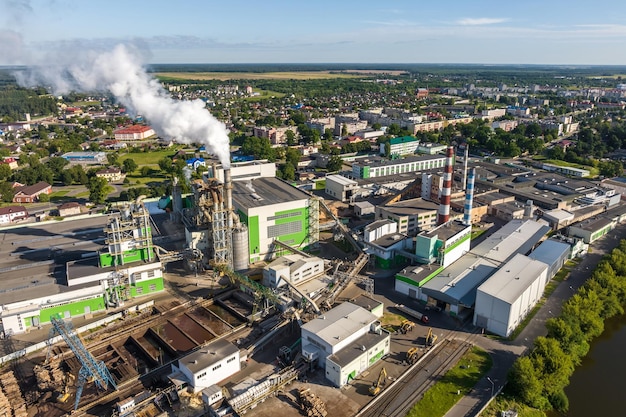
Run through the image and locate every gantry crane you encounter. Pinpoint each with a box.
[48,316,117,410]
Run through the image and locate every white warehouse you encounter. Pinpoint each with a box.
[171,339,240,393]
[301,302,389,387]
[474,254,548,337]
[263,254,325,288]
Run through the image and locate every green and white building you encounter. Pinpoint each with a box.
[351,154,447,179]
[232,177,318,264]
[380,136,420,157]
[0,202,164,335]
[301,302,390,387]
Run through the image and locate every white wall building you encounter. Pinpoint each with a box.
[325,174,359,202]
[301,302,378,367]
[172,339,240,393]
[263,254,325,288]
[474,254,548,337]
[301,302,389,387]
[364,219,397,243]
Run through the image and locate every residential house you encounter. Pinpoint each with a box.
[0,206,28,225]
[13,182,52,203]
[58,202,82,217]
[95,167,125,182]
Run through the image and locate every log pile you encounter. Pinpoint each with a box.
[0,370,27,417]
[298,388,327,417]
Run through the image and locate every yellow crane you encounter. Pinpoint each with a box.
[399,320,415,334]
[369,368,388,396]
[406,347,420,365]
[426,328,438,347]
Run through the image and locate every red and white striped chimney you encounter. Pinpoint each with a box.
[437,145,455,225]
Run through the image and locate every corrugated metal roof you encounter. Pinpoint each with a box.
[301,302,377,348]
[477,254,548,304]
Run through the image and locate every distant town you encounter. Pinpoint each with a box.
[1,65,626,417]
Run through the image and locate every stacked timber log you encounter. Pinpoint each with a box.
[298,388,327,417]
[0,370,27,417]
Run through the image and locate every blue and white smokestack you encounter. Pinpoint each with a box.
[463,168,476,226]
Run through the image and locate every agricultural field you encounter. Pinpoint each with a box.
[155,71,361,81]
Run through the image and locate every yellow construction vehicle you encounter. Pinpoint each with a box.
[369,367,387,396]
[406,347,420,365]
[426,328,438,347]
[399,320,415,334]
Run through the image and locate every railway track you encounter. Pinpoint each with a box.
[358,330,481,417]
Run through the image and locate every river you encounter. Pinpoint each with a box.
[549,313,626,417]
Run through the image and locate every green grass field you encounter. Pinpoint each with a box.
[155,71,361,81]
[243,88,286,100]
[406,347,492,417]
[118,149,177,167]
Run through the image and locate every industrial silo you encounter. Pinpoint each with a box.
[232,224,249,271]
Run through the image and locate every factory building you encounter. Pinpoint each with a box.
[351,154,447,179]
[232,177,318,264]
[528,239,571,282]
[375,198,440,236]
[414,221,472,267]
[362,221,411,269]
[474,254,549,337]
[262,254,325,289]
[0,200,164,335]
[325,174,359,202]
[568,216,616,244]
[171,339,240,393]
[301,302,389,387]
[395,219,550,317]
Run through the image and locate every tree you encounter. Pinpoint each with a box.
[326,155,343,172]
[0,164,11,181]
[0,181,15,203]
[285,129,297,146]
[158,157,174,174]
[281,164,296,181]
[46,156,70,179]
[107,152,119,166]
[122,158,138,174]
[38,193,50,203]
[87,176,110,204]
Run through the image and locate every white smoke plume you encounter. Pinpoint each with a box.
[16,43,231,168]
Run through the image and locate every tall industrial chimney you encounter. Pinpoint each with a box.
[463,168,476,226]
[437,146,455,225]
[224,168,234,228]
[462,144,469,191]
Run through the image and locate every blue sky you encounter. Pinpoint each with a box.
[3,0,626,65]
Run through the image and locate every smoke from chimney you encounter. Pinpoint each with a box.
[15,43,231,168]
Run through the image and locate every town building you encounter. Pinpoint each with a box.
[61,152,107,165]
[114,125,156,141]
[380,136,420,157]
[95,167,125,182]
[57,202,81,217]
[0,206,28,225]
[13,182,52,203]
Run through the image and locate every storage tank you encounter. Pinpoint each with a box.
[232,224,249,271]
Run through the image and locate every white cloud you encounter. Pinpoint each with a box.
[456,17,509,26]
